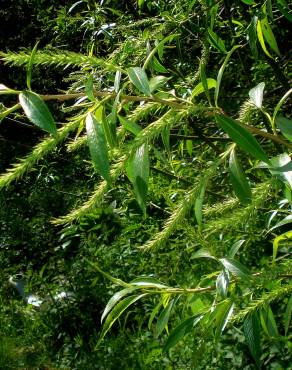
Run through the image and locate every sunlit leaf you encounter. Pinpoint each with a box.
[118,115,142,136]
[128,67,151,96]
[214,45,240,107]
[192,78,217,98]
[219,258,251,280]
[125,144,149,215]
[272,230,292,264]
[27,42,39,90]
[257,19,273,58]
[229,149,252,205]
[216,114,270,164]
[216,270,230,298]
[19,91,57,135]
[97,294,148,346]
[249,82,265,109]
[86,112,110,182]
[261,17,280,56]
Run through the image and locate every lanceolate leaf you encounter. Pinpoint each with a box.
[19,91,57,136]
[207,28,227,53]
[276,117,292,142]
[216,270,230,298]
[284,294,292,335]
[216,114,270,164]
[272,231,292,264]
[97,294,148,347]
[27,41,39,90]
[156,298,176,337]
[128,67,151,96]
[214,45,240,107]
[101,287,138,323]
[85,112,110,182]
[248,16,259,59]
[125,144,150,215]
[244,312,262,368]
[118,115,142,136]
[228,240,246,258]
[229,149,252,205]
[164,315,203,352]
[257,19,273,58]
[219,258,251,280]
[260,306,278,338]
[192,78,217,98]
[214,300,234,340]
[261,17,280,56]
[130,277,168,289]
[249,82,265,109]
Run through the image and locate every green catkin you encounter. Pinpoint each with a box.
[232,283,292,324]
[0,120,80,190]
[0,51,119,71]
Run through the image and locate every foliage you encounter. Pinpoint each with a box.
[0,0,292,369]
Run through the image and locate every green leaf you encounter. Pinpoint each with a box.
[85,112,110,182]
[214,45,240,107]
[114,70,122,93]
[128,67,151,96]
[101,287,138,323]
[130,277,168,289]
[214,300,234,340]
[228,240,245,258]
[216,270,230,298]
[27,42,39,90]
[219,258,251,280]
[229,149,252,205]
[272,231,292,265]
[261,17,280,56]
[270,153,292,188]
[244,313,262,368]
[192,79,217,99]
[85,75,95,101]
[269,214,292,232]
[164,315,203,352]
[118,115,142,136]
[272,88,292,124]
[149,76,169,93]
[249,82,265,109]
[207,28,227,53]
[156,298,176,337]
[216,114,270,164]
[257,19,273,58]
[125,144,150,215]
[19,91,57,136]
[97,294,147,346]
[276,117,292,142]
[260,306,278,338]
[277,0,292,22]
[241,0,256,5]
[152,56,168,73]
[284,294,292,335]
[148,301,163,330]
[248,17,259,59]
[192,249,217,261]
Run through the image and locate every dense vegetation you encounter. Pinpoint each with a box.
[0,1,291,369]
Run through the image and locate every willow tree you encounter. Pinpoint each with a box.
[0,0,291,367]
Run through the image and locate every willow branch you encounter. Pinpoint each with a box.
[40,91,187,108]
